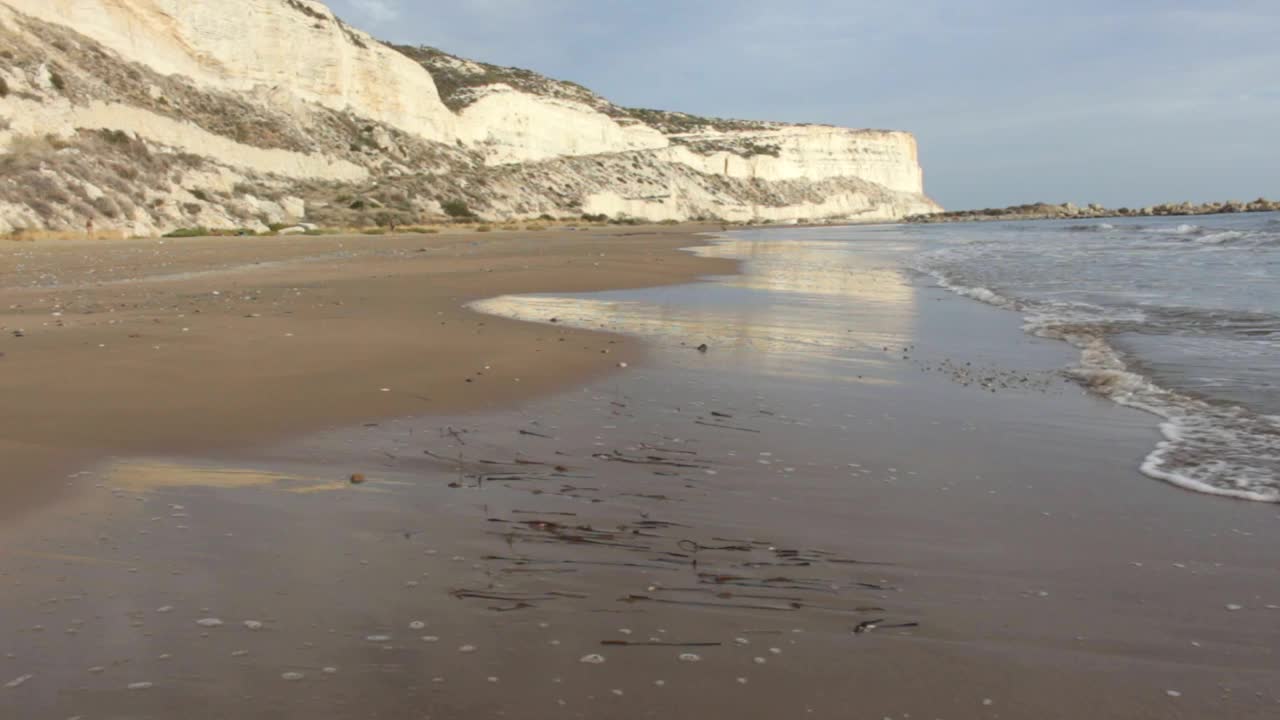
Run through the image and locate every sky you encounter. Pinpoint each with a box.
[328,0,1280,210]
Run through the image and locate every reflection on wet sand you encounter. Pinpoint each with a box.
[101,460,371,494]
[474,233,918,384]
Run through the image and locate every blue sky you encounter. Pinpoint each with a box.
[329,0,1279,210]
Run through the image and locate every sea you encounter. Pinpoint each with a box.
[912,212,1280,502]
[477,212,1280,504]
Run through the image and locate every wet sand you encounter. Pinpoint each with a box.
[2,225,1278,719]
[0,224,735,520]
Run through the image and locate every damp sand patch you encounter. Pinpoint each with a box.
[101,459,393,495]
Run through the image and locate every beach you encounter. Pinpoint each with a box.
[2,224,1277,720]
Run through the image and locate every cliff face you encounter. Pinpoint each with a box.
[0,0,939,236]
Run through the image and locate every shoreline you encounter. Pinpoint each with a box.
[908,204,1280,225]
[0,224,737,523]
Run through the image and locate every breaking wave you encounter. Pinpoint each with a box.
[915,218,1280,503]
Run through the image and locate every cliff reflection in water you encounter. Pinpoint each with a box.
[473,231,918,384]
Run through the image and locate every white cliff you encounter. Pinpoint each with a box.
[0,0,940,235]
[9,0,458,142]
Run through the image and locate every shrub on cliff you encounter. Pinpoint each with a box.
[163,227,209,238]
[441,199,475,219]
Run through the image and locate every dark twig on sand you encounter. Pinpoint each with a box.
[694,420,761,433]
[593,451,706,469]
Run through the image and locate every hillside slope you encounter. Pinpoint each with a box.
[0,0,940,236]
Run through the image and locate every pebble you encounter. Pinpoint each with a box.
[678,653,702,663]
[409,621,426,630]
[323,667,338,674]
[195,618,223,628]
[366,635,392,642]
[1166,690,1182,698]
[459,644,477,653]
[243,620,264,630]
[1225,604,1244,611]
[421,635,440,643]
[5,674,34,689]
[579,654,606,665]
[753,657,767,665]
[127,682,153,690]
[282,672,305,682]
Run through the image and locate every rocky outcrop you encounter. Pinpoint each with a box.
[908,199,1280,224]
[0,0,940,237]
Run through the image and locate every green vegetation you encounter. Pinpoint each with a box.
[441,199,475,219]
[163,227,209,238]
[284,0,328,22]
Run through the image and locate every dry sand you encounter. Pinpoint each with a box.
[1,224,1277,720]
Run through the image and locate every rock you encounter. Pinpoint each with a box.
[696,344,709,353]
[277,226,307,235]
[349,473,366,485]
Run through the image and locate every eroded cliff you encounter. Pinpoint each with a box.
[0,0,940,236]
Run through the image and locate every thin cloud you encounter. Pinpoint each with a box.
[349,0,399,24]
